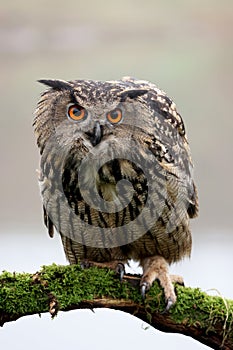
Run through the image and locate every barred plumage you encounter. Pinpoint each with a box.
[33,77,198,309]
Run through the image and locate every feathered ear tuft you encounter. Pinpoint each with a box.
[38,79,74,92]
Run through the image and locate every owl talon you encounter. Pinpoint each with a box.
[80,260,92,269]
[162,297,175,314]
[140,281,150,299]
[116,263,125,281]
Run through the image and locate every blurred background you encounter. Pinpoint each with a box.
[0,1,232,349]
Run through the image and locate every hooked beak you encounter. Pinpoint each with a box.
[86,121,102,146]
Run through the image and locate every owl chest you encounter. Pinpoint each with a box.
[59,159,147,228]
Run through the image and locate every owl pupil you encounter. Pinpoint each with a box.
[73,107,81,116]
[111,111,118,119]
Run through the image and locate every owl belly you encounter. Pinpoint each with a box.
[60,215,191,265]
[60,187,192,265]
[96,181,192,264]
[123,218,192,264]
[58,155,192,264]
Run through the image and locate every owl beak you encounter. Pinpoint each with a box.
[87,121,102,146]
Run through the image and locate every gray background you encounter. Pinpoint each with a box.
[0,1,232,349]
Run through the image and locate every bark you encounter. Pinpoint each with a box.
[0,264,232,349]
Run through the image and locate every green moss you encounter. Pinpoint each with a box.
[0,270,48,315]
[0,263,233,343]
[171,286,233,330]
[0,264,142,318]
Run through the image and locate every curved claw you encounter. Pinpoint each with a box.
[80,260,91,269]
[141,284,146,299]
[140,282,149,299]
[161,297,174,314]
[116,263,125,281]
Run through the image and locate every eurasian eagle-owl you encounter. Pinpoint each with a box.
[33,76,198,309]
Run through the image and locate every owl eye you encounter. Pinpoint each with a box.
[106,108,123,124]
[67,104,88,122]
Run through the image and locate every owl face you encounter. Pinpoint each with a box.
[34,78,164,155]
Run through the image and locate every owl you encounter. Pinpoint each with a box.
[33,77,198,310]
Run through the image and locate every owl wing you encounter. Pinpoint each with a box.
[146,89,199,220]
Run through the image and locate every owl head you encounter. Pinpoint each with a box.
[33,77,186,158]
[34,78,151,152]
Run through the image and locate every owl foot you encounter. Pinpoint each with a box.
[80,260,125,281]
[140,256,183,311]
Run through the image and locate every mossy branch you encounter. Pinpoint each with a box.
[0,264,233,349]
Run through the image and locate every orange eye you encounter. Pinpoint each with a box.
[106,108,123,124]
[67,104,87,122]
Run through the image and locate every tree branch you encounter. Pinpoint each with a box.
[0,264,232,349]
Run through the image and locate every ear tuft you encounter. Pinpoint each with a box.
[38,79,74,92]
